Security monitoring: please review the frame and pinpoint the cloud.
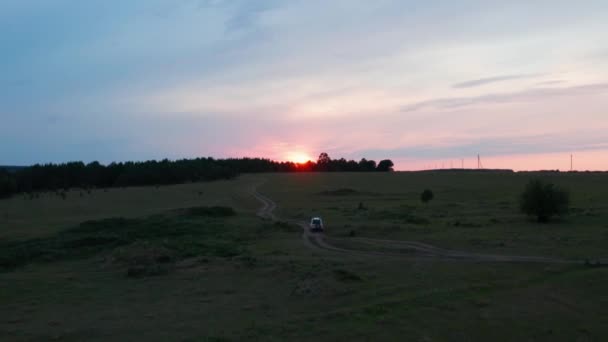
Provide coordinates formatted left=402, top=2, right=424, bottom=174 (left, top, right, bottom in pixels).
left=224, top=1, right=281, bottom=32
left=354, top=132, right=608, bottom=161
left=536, top=80, right=566, bottom=86
left=194, top=0, right=282, bottom=32
left=402, top=82, right=608, bottom=112
left=452, top=74, right=541, bottom=88
left=1, top=1, right=608, bottom=169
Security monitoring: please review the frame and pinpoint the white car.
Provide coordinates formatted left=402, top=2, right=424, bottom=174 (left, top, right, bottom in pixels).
left=309, top=217, right=324, bottom=232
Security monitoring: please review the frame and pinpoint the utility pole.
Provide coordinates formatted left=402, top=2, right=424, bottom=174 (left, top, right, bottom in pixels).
left=570, top=154, right=573, bottom=171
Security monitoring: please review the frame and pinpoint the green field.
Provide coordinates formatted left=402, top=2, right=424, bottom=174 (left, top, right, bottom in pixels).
left=259, top=172, right=608, bottom=259
left=1, top=172, right=608, bottom=341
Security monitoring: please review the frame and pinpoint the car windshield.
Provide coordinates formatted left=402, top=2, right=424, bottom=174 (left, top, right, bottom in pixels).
left=312, top=219, right=321, bottom=224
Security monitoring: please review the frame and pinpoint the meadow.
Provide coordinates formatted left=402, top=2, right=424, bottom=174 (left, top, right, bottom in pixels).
left=1, top=172, right=607, bottom=341
left=260, top=171, right=608, bottom=259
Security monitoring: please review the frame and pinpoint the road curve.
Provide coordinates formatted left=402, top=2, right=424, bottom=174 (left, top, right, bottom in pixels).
left=253, top=186, right=579, bottom=264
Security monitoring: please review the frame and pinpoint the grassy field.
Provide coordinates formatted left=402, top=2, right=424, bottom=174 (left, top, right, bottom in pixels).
left=1, top=172, right=608, bottom=341
left=0, top=177, right=260, bottom=240
left=260, top=172, right=608, bottom=259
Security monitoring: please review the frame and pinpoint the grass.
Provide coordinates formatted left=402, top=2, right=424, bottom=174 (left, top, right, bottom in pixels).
left=0, top=206, right=246, bottom=271
left=260, top=172, right=608, bottom=259
left=0, top=176, right=259, bottom=240
left=1, top=172, right=608, bottom=341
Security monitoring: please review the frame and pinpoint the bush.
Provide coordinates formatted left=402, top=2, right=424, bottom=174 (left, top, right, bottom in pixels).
left=111, top=242, right=174, bottom=278
left=0, top=170, right=18, bottom=198
left=376, top=159, right=394, bottom=172
left=183, top=206, right=236, bottom=217
left=272, top=221, right=296, bottom=232
left=320, top=188, right=359, bottom=196
left=420, top=189, right=434, bottom=203
left=0, top=207, right=247, bottom=271
left=333, top=269, right=363, bottom=282
left=520, top=179, right=570, bottom=222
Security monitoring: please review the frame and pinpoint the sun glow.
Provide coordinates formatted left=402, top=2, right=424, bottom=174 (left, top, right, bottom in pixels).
left=286, top=152, right=312, bottom=164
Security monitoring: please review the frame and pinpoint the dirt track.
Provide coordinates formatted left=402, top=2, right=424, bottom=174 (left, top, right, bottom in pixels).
left=254, top=187, right=580, bottom=264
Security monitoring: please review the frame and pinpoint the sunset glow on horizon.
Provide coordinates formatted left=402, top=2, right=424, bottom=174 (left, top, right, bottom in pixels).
left=1, top=1, right=607, bottom=170
left=392, top=149, right=608, bottom=172
left=285, top=152, right=313, bottom=165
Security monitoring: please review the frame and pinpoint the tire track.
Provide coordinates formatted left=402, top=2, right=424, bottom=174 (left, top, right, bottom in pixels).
left=254, top=188, right=354, bottom=254
left=253, top=186, right=578, bottom=264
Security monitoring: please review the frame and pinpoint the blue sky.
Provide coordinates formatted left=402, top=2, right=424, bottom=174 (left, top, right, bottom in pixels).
left=1, top=0, right=607, bottom=169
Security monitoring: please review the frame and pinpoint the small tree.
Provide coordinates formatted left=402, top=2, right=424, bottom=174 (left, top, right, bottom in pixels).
left=520, top=179, right=569, bottom=222
left=420, top=189, right=434, bottom=204
left=358, top=158, right=377, bottom=171
left=317, top=153, right=331, bottom=171
left=376, top=159, right=394, bottom=172
left=0, top=172, right=18, bottom=198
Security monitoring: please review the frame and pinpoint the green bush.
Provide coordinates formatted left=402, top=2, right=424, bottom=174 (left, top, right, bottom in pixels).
left=183, top=206, right=236, bottom=217
left=333, top=269, right=363, bottom=282
left=0, top=170, right=18, bottom=198
left=320, top=188, right=359, bottom=196
left=0, top=206, right=244, bottom=271
left=520, top=179, right=570, bottom=222
left=420, top=189, right=434, bottom=203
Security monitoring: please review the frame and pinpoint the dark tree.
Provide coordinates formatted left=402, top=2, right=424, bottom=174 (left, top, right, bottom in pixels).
left=316, top=153, right=331, bottom=171
left=520, top=179, right=569, bottom=222
left=376, top=159, right=394, bottom=172
left=317, top=153, right=331, bottom=164
left=0, top=170, right=18, bottom=198
left=358, top=158, right=377, bottom=171
left=420, top=189, right=434, bottom=203
left=0, top=153, right=394, bottom=198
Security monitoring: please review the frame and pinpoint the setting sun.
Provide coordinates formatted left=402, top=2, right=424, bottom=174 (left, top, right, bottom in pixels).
left=286, top=152, right=312, bottom=164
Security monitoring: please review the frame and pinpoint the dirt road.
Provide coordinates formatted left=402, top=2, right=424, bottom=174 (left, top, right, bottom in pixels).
left=253, top=187, right=581, bottom=264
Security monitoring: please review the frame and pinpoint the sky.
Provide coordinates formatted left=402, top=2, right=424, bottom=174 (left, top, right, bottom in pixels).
left=1, top=0, right=607, bottom=170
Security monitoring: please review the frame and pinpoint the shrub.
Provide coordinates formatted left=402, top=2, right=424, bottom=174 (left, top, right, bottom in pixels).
left=420, top=189, right=434, bottom=203
left=333, top=269, right=363, bottom=282
left=183, top=206, right=236, bottom=217
left=520, top=179, right=570, bottom=222
left=0, top=170, right=18, bottom=198
left=376, top=159, right=394, bottom=172
left=272, top=221, right=296, bottom=232
left=111, top=242, right=174, bottom=278
left=320, top=188, right=359, bottom=196
left=127, top=264, right=170, bottom=278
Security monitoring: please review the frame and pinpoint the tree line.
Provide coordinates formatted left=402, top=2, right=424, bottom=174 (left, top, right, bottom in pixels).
left=0, top=154, right=394, bottom=198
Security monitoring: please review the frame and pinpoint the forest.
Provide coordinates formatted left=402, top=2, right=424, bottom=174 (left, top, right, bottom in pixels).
left=0, top=154, right=394, bottom=198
